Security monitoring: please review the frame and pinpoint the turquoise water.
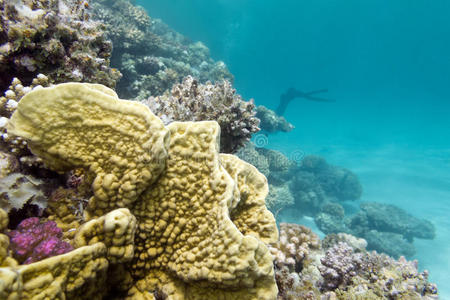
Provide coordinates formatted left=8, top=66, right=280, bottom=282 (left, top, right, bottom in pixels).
left=138, top=0, right=450, bottom=297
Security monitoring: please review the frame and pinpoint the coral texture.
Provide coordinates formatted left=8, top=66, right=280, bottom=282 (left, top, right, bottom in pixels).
left=0, top=208, right=136, bottom=299
left=90, top=0, right=233, bottom=99
left=270, top=223, right=320, bottom=270
left=0, top=0, right=120, bottom=94
left=270, top=223, right=438, bottom=300
left=7, top=82, right=169, bottom=219
left=7, top=218, right=73, bottom=264
left=144, top=76, right=260, bottom=153
left=2, top=82, right=278, bottom=299
left=236, top=142, right=270, bottom=177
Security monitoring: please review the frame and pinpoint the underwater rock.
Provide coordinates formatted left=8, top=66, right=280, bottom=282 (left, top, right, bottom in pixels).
left=0, top=0, right=120, bottom=94
left=144, top=76, right=260, bottom=153
left=90, top=0, right=233, bottom=99
left=256, top=105, right=294, bottom=133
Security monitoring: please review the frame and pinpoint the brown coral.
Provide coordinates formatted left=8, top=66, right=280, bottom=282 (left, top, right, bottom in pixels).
left=144, top=76, right=260, bottom=153
left=0, top=0, right=120, bottom=94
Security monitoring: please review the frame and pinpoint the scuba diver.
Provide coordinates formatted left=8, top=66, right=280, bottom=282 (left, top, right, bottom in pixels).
left=275, top=87, right=334, bottom=116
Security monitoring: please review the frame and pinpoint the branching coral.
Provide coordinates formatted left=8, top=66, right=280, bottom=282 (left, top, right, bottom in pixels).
left=1, top=82, right=278, bottom=299
left=271, top=224, right=438, bottom=300
left=144, top=75, right=260, bottom=153
left=270, top=223, right=320, bottom=271
left=0, top=0, right=120, bottom=94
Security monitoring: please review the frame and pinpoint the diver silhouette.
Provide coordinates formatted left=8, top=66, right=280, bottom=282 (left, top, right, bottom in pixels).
left=275, top=88, right=334, bottom=116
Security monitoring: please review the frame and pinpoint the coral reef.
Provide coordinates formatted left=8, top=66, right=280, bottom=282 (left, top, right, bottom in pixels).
left=315, top=201, right=436, bottom=259
left=290, top=155, right=362, bottom=215
left=90, top=0, right=233, bottom=99
left=7, top=218, right=73, bottom=264
left=238, top=147, right=362, bottom=216
left=298, top=155, right=362, bottom=203
left=266, top=183, right=295, bottom=213
left=0, top=0, right=120, bottom=94
left=256, top=105, right=294, bottom=133
left=358, top=202, right=436, bottom=241
left=270, top=223, right=320, bottom=271
left=1, top=82, right=278, bottom=299
left=271, top=223, right=438, bottom=300
left=144, top=76, right=260, bottom=153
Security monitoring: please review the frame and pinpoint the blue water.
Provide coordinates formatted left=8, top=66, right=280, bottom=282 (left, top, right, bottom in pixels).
left=138, top=0, right=450, bottom=297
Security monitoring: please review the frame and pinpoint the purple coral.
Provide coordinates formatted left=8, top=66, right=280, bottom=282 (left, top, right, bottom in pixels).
left=319, top=242, right=363, bottom=291
left=7, top=217, right=73, bottom=264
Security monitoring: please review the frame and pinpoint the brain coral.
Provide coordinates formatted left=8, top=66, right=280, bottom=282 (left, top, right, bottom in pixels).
left=2, top=82, right=278, bottom=299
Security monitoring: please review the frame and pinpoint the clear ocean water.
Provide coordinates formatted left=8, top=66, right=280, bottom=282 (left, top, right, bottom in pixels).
left=138, top=0, right=450, bottom=297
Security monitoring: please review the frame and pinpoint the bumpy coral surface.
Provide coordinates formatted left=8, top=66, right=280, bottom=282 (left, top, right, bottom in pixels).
left=7, top=218, right=73, bottom=264
left=91, top=0, right=233, bottom=99
left=0, top=208, right=135, bottom=299
left=0, top=0, right=120, bottom=94
left=2, top=82, right=278, bottom=299
left=144, top=75, right=260, bottom=153
left=7, top=82, right=169, bottom=219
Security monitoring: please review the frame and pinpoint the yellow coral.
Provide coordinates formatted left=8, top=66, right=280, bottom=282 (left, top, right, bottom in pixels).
left=7, top=83, right=169, bottom=219
left=74, top=208, right=137, bottom=263
left=0, top=208, right=16, bottom=268
left=0, top=208, right=7, bottom=231
left=2, top=243, right=109, bottom=299
left=220, top=154, right=278, bottom=244
left=131, top=122, right=277, bottom=299
left=5, top=83, right=278, bottom=299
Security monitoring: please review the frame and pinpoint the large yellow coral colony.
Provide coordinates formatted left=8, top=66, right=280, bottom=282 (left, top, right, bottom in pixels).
left=0, top=83, right=278, bottom=299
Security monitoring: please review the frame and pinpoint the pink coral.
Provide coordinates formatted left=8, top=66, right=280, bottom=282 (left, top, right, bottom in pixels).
left=7, top=217, right=73, bottom=264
